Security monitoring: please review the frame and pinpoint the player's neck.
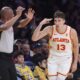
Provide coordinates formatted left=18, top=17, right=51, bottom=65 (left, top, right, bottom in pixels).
left=56, top=24, right=65, bottom=28
left=56, top=24, right=67, bottom=34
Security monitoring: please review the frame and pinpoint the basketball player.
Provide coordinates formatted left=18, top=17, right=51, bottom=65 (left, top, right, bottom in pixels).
left=32, top=11, right=79, bottom=80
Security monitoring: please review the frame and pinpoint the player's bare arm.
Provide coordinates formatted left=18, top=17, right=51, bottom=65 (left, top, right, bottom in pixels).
left=0, top=6, right=24, bottom=31
left=32, top=18, right=52, bottom=41
left=17, top=8, right=35, bottom=28
left=70, top=28, right=79, bottom=73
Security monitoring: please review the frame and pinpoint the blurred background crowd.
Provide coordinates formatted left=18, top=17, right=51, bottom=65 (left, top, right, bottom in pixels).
left=0, top=0, right=80, bottom=80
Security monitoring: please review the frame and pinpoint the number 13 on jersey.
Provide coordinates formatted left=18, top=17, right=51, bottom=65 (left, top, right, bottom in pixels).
left=57, top=44, right=65, bottom=50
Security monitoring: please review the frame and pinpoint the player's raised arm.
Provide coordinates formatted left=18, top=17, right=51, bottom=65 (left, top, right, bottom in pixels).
left=71, top=28, right=79, bottom=73
left=32, top=18, right=52, bottom=41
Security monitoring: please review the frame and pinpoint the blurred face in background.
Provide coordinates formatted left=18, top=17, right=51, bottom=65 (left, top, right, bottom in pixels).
left=32, top=43, right=42, bottom=54
left=22, top=44, right=30, bottom=54
left=39, top=59, right=47, bottom=69
left=42, top=43, right=49, bottom=53
left=33, top=47, right=42, bottom=54
left=16, top=55, right=24, bottom=64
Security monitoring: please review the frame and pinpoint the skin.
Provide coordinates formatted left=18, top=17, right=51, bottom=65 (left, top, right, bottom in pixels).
left=0, top=6, right=24, bottom=31
left=0, top=6, right=34, bottom=31
left=32, top=17, right=79, bottom=73
left=16, top=55, right=24, bottom=65
left=39, top=59, right=47, bottom=69
left=22, top=44, right=30, bottom=53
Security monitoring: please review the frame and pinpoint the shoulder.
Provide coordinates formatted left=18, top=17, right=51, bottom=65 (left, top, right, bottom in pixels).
left=47, top=25, right=54, bottom=36
left=66, top=25, right=76, bottom=32
left=34, top=66, right=40, bottom=72
left=70, top=27, right=78, bottom=41
left=70, top=27, right=77, bottom=35
left=25, top=65, right=31, bottom=70
left=66, top=25, right=77, bottom=35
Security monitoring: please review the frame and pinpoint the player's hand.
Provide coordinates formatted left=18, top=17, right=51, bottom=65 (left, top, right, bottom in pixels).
left=67, top=73, right=73, bottom=79
left=71, top=62, right=77, bottom=73
left=16, top=6, right=25, bottom=16
left=40, top=18, right=52, bottom=25
left=25, top=8, right=35, bottom=20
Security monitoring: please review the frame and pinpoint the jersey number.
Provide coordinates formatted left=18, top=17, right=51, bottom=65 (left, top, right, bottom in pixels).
left=57, top=44, right=65, bottom=50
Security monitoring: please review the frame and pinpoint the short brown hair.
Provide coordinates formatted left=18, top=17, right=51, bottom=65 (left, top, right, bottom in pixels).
left=54, top=10, right=65, bottom=19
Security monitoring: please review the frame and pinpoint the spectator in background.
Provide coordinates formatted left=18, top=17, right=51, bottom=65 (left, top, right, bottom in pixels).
left=22, top=43, right=35, bottom=62
left=32, top=53, right=48, bottom=80
left=41, top=43, right=49, bottom=59
left=40, top=38, right=48, bottom=43
left=14, top=39, right=29, bottom=51
left=32, top=42, right=42, bottom=54
left=14, top=39, right=23, bottom=51
left=14, top=7, right=35, bottom=39
left=13, top=50, right=34, bottom=80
